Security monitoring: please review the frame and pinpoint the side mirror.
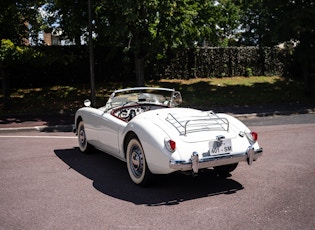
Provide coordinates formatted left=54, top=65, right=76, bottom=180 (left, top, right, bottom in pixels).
left=84, top=99, right=91, bottom=107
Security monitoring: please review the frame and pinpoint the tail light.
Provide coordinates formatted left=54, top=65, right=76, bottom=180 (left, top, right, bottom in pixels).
left=251, top=132, right=258, bottom=141
left=165, top=138, right=176, bottom=152
left=244, top=131, right=258, bottom=144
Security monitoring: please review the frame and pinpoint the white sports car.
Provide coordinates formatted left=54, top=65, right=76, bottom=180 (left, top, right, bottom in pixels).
left=74, top=87, right=263, bottom=186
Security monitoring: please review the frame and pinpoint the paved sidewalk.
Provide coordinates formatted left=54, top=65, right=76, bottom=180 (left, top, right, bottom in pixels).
left=0, top=102, right=314, bottom=133
left=0, top=113, right=75, bottom=132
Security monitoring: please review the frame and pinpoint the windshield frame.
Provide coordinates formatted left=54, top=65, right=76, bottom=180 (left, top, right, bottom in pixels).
left=103, top=87, right=181, bottom=112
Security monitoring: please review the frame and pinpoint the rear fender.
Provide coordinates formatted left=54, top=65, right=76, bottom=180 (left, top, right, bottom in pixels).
left=123, top=119, right=175, bottom=174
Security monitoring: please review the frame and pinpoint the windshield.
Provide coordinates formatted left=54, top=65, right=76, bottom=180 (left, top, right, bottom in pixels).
left=103, top=87, right=182, bottom=111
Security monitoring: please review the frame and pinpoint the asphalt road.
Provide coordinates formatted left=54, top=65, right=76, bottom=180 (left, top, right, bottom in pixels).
left=0, top=114, right=314, bottom=230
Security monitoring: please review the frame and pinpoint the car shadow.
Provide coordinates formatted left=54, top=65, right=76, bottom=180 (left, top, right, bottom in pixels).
left=54, top=148, right=244, bottom=206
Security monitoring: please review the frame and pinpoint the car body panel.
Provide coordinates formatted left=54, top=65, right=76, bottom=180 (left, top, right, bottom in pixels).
left=74, top=87, right=262, bottom=177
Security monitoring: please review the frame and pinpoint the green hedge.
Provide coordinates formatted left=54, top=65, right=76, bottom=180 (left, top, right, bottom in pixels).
left=4, top=45, right=291, bottom=88
left=5, top=46, right=131, bottom=88
left=152, top=46, right=288, bottom=79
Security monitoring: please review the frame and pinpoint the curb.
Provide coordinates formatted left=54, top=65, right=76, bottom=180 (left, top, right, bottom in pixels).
left=0, top=125, right=74, bottom=133
left=236, top=110, right=315, bottom=120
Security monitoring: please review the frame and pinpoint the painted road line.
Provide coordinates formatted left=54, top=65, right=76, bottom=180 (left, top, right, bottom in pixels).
left=0, top=135, right=76, bottom=139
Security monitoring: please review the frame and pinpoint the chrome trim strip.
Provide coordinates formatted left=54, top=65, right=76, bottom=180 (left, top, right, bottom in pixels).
left=169, top=148, right=263, bottom=171
left=114, top=87, right=175, bottom=94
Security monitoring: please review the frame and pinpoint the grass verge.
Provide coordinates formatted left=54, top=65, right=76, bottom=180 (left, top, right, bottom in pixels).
left=0, top=76, right=312, bottom=115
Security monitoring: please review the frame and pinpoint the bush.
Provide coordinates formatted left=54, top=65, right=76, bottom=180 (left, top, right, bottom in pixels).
left=150, top=46, right=287, bottom=79
left=2, top=45, right=291, bottom=88
left=245, top=67, right=253, bottom=77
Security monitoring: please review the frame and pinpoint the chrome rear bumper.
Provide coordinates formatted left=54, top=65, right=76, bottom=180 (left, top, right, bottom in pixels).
left=169, top=147, right=263, bottom=173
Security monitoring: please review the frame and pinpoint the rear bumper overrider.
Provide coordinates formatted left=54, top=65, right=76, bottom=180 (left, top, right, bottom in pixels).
left=169, top=147, right=263, bottom=173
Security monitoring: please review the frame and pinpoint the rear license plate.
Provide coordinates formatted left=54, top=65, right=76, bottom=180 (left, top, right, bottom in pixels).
left=209, top=139, right=232, bottom=155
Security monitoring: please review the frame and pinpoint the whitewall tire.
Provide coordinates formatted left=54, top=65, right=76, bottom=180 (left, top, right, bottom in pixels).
left=126, top=137, right=153, bottom=186
left=78, top=121, right=92, bottom=153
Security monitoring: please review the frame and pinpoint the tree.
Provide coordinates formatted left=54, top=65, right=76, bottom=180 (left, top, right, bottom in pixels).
left=237, top=0, right=314, bottom=96
left=0, top=1, right=46, bottom=110
left=0, top=0, right=49, bottom=44
left=213, top=0, right=242, bottom=47
left=93, top=0, right=241, bottom=85
left=268, top=0, right=314, bottom=97
left=236, top=0, right=270, bottom=46
left=0, top=39, right=41, bottom=109
left=53, top=0, right=88, bottom=45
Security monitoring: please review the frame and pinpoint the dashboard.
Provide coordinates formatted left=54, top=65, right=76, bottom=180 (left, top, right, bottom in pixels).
left=112, top=104, right=165, bottom=122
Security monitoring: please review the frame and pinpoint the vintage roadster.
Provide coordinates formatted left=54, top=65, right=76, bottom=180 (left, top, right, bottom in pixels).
left=74, top=87, right=263, bottom=186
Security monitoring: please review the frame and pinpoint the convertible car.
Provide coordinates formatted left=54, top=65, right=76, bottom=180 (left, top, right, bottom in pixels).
left=74, top=87, right=263, bottom=186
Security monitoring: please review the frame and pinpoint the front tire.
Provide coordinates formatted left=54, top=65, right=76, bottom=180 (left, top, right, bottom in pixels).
left=77, top=121, right=92, bottom=153
left=126, top=137, right=153, bottom=186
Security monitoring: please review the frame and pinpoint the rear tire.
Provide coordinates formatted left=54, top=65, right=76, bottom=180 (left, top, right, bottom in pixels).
left=214, top=163, right=238, bottom=177
left=77, top=121, right=92, bottom=153
left=126, top=137, right=153, bottom=186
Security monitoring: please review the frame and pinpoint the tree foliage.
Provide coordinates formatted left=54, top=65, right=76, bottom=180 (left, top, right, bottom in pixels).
left=0, top=0, right=47, bottom=108
left=237, top=0, right=314, bottom=96
left=84, top=0, right=241, bottom=84
left=53, top=0, right=88, bottom=45
left=237, top=0, right=315, bottom=47
left=0, top=0, right=314, bottom=91
left=0, top=38, right=42, bottom=109
left=93, top=0, right=241, bottom=53
left=0, top=0, right=50, bottom=45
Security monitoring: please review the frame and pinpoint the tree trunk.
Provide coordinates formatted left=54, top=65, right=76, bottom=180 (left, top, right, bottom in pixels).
left=0, top=61, right=10, bottom=110
left=298, top=34, right=314, bottom=98
left=75, top=35, right=81, bottom=46
left=135, top=55, right=145, bottom=86
left=303, top=58, right=311, bottom=97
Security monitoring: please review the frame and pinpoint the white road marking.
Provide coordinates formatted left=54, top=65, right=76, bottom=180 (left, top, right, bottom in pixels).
left=0, top=135, right=76, bottom=139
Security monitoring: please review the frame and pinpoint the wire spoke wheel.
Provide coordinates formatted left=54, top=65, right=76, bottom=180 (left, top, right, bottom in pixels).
left=130, top=144, right=144, bottom=177
left=126, top=137, right=153, bottom=186
left=77, top=121, right=92, bottom=153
